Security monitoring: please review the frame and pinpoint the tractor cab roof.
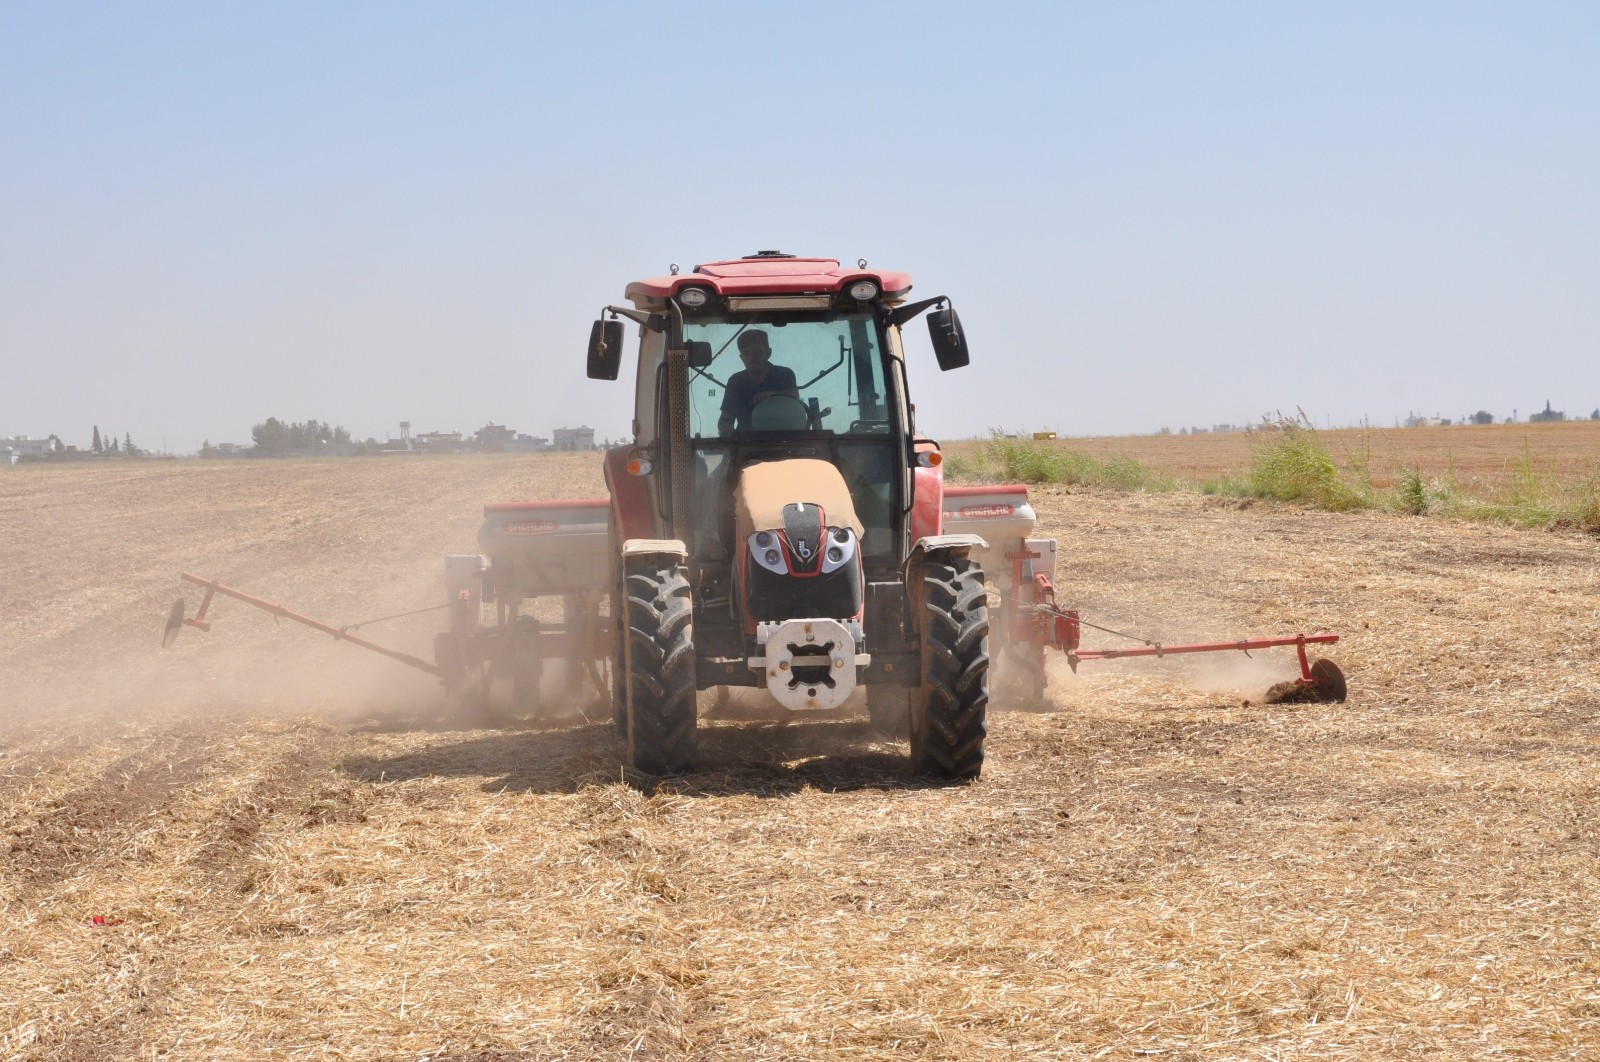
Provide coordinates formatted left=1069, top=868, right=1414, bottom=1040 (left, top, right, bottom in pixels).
left=624, top=251, right=913, bottom=309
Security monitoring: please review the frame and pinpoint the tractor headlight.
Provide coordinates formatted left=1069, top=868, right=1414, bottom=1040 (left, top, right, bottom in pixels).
left=819, top=527, right=857, bottom=573
left=847, top=279, right=879, bottom=301
left=677, top=286, right=710, bottom=309
left=750, top=531, right=789, bottom=575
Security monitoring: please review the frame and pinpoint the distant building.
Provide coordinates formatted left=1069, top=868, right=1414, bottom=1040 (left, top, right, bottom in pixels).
left=380, top=422, right=415, bottom=452
left=2, top=435, right=62, bottom=463
left=414, top=431, right=465, bottom=451
left=505, top=433, right=550, bottom=452
left=475, top=423, right=518, bottom=452
left=1529, top=400, right=1565, bottom=423
left=552, top=425, right=596, bottom=451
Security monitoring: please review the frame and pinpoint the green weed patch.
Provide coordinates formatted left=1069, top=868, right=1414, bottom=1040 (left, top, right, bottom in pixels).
left=950, top=423, right=1600, bottom=536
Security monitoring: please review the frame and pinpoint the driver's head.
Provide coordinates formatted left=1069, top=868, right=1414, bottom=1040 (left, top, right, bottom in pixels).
left=737, top=330, right=772, bottom=371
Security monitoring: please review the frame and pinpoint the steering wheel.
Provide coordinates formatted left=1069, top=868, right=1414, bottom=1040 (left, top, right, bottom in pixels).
left=749, top=394, right=813, bottom=431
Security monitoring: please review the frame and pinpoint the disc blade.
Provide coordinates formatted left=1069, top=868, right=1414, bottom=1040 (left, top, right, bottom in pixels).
left=161, top=598, right=186, bottom=649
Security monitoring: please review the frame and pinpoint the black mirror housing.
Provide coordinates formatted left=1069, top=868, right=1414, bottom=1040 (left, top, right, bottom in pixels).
left=587, top=319, right=625, bottom=380
left=928, top=306, right=969, bottom=371
left=686, top=340, right=713, bottom=368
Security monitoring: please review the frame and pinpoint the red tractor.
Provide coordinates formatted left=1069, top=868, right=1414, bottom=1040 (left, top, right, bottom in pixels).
left=586, top=251, right=993, bottom=778
left=168, top=252, right=1344, bottom=780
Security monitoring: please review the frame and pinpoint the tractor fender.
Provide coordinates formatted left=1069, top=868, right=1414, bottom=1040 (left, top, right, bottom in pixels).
left=909, top=460, right=944, bottom=541
left=604, top=445, right=657, bottom=541
left=906, top=533, right=987, bottom=573
left=622, top=538, right=688, bottom=560
left=903, top=534, right=987, bottom=637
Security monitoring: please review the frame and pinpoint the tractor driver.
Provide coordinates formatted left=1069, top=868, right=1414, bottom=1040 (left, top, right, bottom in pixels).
left=718, top=329, right=801, bottom=435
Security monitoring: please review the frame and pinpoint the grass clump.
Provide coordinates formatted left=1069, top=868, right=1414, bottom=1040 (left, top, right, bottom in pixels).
left=1245, top=420, right=1369, bottom=511
left=951, top=433, right=1174, bottom=491
left=1436, top=449, right=1600, bottom=531
left=1563, top=475, right=1600, bottom=533
left=1393, top=467, right=1429, bottom=515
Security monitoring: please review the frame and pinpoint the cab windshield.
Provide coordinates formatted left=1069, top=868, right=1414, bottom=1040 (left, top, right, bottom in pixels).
left=685, top=312, right=891, bottom=439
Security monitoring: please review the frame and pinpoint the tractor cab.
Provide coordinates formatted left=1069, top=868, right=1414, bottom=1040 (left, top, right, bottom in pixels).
left=590, top=253, right=965, bottom=565
left=682, top=308, right=900, bottom=570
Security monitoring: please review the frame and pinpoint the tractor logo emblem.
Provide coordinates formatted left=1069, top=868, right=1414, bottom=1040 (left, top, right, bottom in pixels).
left=945, top=503, right=1014, bottom=519
left=795, top=539, right=812, bottom=561
left=502, top=520, right=560, bottom=535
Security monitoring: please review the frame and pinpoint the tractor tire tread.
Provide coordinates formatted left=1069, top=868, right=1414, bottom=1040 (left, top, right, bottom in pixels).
left=624, top=559, right=698, bottom=774
left=910, top=556, right=990, bottom=780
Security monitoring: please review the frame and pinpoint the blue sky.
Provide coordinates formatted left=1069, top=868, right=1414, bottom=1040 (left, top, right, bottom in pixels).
left=3, top=2, right=1597, bottom=450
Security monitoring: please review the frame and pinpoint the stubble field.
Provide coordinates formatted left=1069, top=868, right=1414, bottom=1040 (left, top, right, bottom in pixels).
left=2, top=447, right=1598, bottom=1060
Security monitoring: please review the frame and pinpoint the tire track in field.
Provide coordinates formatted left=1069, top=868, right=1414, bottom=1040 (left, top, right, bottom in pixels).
left=0, top=730, right=106, bottom=800
left=181, top=724, right=362, bottom=895
left=4, top=723, right=221, bottom=891
left=5, top=722, right=362, bottom=1061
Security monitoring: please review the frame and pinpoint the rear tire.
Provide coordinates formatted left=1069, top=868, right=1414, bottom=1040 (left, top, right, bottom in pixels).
left=623, top=556, right=698, bottom=774
left=909, top=556, right=990, bottom=780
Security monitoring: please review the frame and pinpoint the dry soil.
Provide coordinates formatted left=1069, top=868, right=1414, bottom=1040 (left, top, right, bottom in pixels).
left=2, top=453, right=1598, bottom=1060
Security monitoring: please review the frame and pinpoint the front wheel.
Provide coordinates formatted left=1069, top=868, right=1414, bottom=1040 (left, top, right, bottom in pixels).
left=623, top=555, right=698, bottom=774
left=909, top=556, right=990, bottom=780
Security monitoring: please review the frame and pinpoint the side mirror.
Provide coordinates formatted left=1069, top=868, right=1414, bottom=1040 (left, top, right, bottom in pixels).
left=686, top=340, right=713, bottom=369
left=587, top=319, right=624, bottom=380
left=927, top=306, right=969, bottom=371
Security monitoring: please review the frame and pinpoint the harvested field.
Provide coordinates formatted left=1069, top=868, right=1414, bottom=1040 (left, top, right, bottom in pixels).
left=948, top=419, right=1600, bottom=497
left=3, top=453, right=1599, bottom=1059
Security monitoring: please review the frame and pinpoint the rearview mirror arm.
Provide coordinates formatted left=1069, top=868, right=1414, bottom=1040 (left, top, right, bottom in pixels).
left=888, top=296, right=947, bottom=327
left=603, top=305, right=667, bottom=332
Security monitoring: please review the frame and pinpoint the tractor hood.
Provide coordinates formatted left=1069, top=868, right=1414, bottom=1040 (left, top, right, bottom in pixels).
left=734, top=458, right=864, bottom=544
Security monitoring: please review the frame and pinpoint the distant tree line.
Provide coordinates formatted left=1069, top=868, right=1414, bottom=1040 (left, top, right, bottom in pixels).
left=89, top=424, right=142, bottom=457
left=246, top=418, right=353, bottom=456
